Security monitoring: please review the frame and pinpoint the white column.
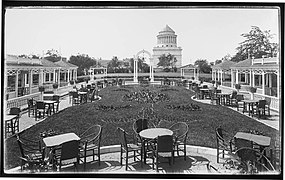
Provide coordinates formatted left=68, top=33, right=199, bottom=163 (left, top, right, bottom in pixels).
left=194, top=69, right=196, bottom=80
left=236, top=70, right=239, bottom=84
left=249, top=70, right=252, bottom=86
left=29, top=70, right=33, bottom=94
left=212, top=70, right=214, bottom=80
left=58, top=69, right=61, bottom=84
left=53, top=69, right=56, bottom=83
left=277, top=71, right=279, bottom=98
left=214, top=70, right=217, bottom=81
left=262, top=71, right=265, bottom=95
left=231, top=69, right=234, bottom=88
left=67, top=70, right=70, bottom=83
left=15, top=71, right=19, bottom=97
left=220, top=70, right=223, bottom=85
left=252, top=71, right=255, bottom=87
left=245, top=73, right=248, bottom=84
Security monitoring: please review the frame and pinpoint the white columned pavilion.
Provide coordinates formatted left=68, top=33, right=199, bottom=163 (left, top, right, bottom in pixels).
left=133, top=59, right=138, bottom=83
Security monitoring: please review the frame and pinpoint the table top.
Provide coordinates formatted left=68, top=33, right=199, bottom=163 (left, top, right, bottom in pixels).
left=5, top=115, right=18, bottom=121
left=43, top=100, right=56, bottom=104
left=241, top=99, right=259, bottom=103
left=43, top=94, right=59, bottom=97
left=217, top=93, right=231, bottom=95
left=78, top=91, right=87, bottom=94
left=43, top=133, right=80, bottom=148
left=139, top=128, right=173, bottom=139
left=235, top=132, right=271, bottom=147
left=200, top=88, right=209, bottom=91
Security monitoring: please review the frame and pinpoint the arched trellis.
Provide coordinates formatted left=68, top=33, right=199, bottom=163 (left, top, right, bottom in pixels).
left=134, top=49, right=154, bottom=82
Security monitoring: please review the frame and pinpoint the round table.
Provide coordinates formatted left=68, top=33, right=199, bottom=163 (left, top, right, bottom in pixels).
left=139, top=128, right=173, bottom=139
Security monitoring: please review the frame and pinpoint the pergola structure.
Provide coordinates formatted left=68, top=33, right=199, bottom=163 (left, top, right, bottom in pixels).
left=5, top=55, right=78, bottom=99
left=89, top=66, right=108, bottom=80
left=211, top=57, right=279, bottom=111
left=180, top=64, right=198, bottom=80
left=212, top=60, right=236, bottom=87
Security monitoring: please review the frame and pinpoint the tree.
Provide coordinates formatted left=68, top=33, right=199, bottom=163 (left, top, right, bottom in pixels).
left=45, top=49, right=62, bottom=62
left=231, top=26, right=278, bottom=62
left=157, top=53, right=177, bottom=71
left=129, top=57, right=150, bottom=73
left=107, top=56, right=121, bottom=73
left=194, top=59, right=211, bottom=73
left=69, top=54, right=97, bottom=76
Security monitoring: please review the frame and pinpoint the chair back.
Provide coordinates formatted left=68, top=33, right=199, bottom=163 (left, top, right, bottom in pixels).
left=53, top=95, right=60, bottom=103
left=72, top=92, right=79, bottom=98
left=134, top=119, right=148, bottom=133
left=231, top=91, right=238, bottom=99
left=87, top=84, right=91, bottom=89
left=44, top=91, right=54, bottom=94
left=157, top=135, right=173, bottom=154
left=258, top=100, right=266, bottom=108
left=202, top=85, right=208, bottom=89
left=60, top=140, right=79, bottom=165
left=36, top=101, right=45, bottom=110
left=27, top=99, right=35, bottom=107
left=9, top=107, right=21, bottom=116
left=16, top=136, right=26, bottom=158
left=265, top=97, right=271, bottom=106
left=169, top=122, right=188, bottom=142
left=216, top=89, right=222, bottom=93
left=80, top=125, right=102, bottom=146
left=117, top=127, right=128, bottom=149
left=157, top=120, right=172, bottom=128
left=215, top=127, right=224, bottom=140
left=236, top=94, right=244, bottom=101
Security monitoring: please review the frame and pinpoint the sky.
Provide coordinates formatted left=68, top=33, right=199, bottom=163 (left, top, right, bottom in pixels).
left=4, top=7, right=280, bottom=65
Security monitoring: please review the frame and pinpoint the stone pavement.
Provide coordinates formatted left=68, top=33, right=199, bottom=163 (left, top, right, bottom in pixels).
left=191, top=86, right=280, bottom=131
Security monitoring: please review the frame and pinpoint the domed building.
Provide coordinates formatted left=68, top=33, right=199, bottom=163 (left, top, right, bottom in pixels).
left=152, top=25, right=182, bottom=68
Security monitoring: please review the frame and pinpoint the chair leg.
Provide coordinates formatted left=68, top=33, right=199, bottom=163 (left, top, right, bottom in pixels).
left=126, top=151, right=128, bottom=171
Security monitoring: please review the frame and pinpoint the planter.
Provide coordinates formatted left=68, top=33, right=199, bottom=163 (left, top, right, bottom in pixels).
left=235, top=84, right=241, bottom=92
left=70, top=80, right=75, bottom=85
left=249, top=86, right=257, bottom=100
left=39, top=86, right=45, bottom=100
left=53, top=83, right=59, bottom=94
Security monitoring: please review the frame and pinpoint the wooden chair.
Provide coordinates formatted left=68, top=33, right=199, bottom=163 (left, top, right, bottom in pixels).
left=151, top=135, right=174, bottom=172
left=35, top=101, right=46, bottom=121
left=54, top=140, right=80, bottom=171
left=231, top=94, right=244, bottom=111
left=209, top=89, right=220, bottom=105
left=253, top=100, right=267, bottom=118
left=52, top=95, right=60, bottom=113
left=9, top=107, right=21, bottom=134
left=71, top=92, right=80, bottom=106
left=16, top=134, right=44, bottom=172
left=264, top=97, right=271, bottom=116
left=169, top=122, right=188, bottom=160
left=215, top=127, right=234, bottom=163
left=118, top=127, right=143, bottom=171
left=79, top=125, right=102, bottom=171
left=27, top=98, right=36, bottom=117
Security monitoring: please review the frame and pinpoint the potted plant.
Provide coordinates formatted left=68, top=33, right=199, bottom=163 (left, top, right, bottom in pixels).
left=39, top=86, right=45, bottom=100
left=216, top=81, right=221, bottom=89
left=235, top=83, right=241, bottom=92
left=70, top=80, right=75, bottom=85
left=249, top=86, right=257, bottom=100
left=53, top=83, right=59, bottom=94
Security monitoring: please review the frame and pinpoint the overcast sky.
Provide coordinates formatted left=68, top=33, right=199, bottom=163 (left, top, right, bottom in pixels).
left=5, top=7, right=279, bottom=65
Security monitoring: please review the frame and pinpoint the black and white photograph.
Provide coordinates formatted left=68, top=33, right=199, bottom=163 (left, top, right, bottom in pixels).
left=1, top=1, right=283, bottom=178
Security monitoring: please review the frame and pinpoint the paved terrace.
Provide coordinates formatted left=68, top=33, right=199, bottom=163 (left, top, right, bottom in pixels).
left=4, top=82, right=280, bottom=174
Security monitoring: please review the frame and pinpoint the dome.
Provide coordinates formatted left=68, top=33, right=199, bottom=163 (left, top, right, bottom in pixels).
left=159, top=25, right=175, bottom=34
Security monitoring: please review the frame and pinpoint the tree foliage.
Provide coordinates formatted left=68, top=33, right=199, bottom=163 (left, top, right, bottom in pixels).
left=231, top=26, right=278, bottom=62
left=194, top=59, right=211, bottom=73
left=129, top=57, right=150, bottom=73
left=45, top=49, right=62, bottom=62
left=157, top=53, right=177, bottom=71
left=69, top=54, right=97, bottom=76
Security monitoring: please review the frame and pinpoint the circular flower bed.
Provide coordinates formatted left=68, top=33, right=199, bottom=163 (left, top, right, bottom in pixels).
left=123, top=89, right=169, bottom=103
left=165, top=103, right=201, bottom=111
left=95, top=104, right=132, bottom=111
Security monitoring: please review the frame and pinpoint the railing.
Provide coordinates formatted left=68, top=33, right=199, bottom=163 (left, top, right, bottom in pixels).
left=252, top=58, right=278, bottom=65
left=6, top=92, right=41, bottom=110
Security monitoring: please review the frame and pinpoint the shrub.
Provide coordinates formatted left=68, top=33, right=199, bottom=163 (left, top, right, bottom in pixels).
left=235, top=83, right=241, bottom=90
left=39, top=86, right=45, bottom=92
left=249, top=86, right=257, bottom=93
left=70, top=80, right=75, bottom=85
left=52, top=83, right=59, bottom=89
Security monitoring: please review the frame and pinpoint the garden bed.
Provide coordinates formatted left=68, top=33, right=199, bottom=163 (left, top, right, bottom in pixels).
left=4, top=85, right=279, bottom=169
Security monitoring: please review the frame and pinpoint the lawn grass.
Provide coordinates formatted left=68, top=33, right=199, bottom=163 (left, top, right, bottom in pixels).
left=4, top=85, right=279, bottom=169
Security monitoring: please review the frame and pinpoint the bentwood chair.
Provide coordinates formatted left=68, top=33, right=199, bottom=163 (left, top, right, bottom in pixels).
left=118, top=127, right=143, bottom=171
left=253, top=100, right=267, bottom=118
left=215, top=127, right=234, bottom=163
left=157, top=120, right=173, bottom=128
left=8, top=107, right=21, bottom=135
left=52, top=95, right=60, bottom=113
left=231, top=94, right=245, bottom=111
left=151, top=135, right=174, bottom=172
left=79, top=125, right=102, bottom=171
left=35, top=101, right=46, bottom=121
left=71, top=92, right=80, bottom=106
left=169, top=122, right=188, bottom=160
left=27, top=98, right=36, bottom=117
left=16, top=134, right=45, bottom=172
left=53, top=140, right=80, bottom=172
